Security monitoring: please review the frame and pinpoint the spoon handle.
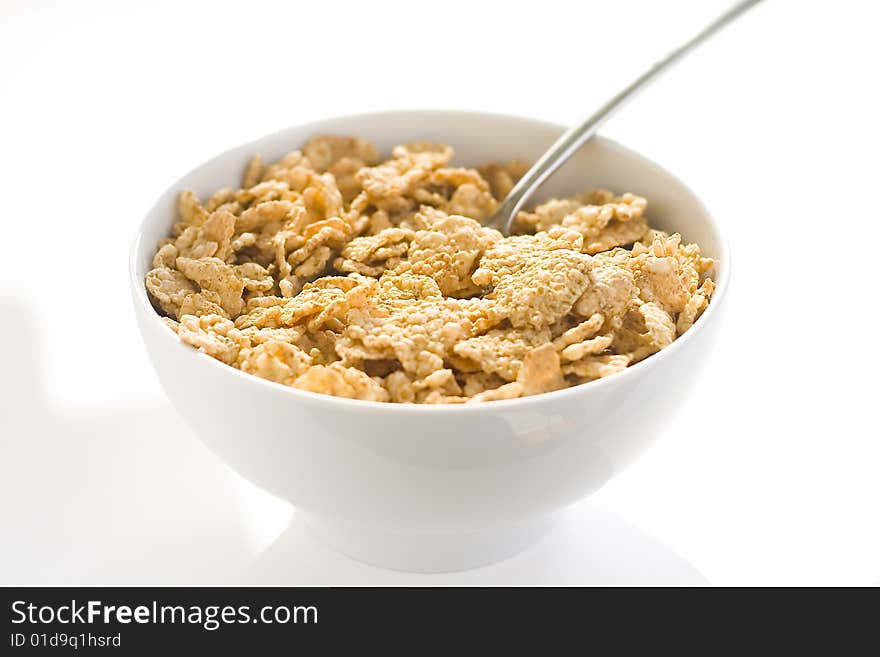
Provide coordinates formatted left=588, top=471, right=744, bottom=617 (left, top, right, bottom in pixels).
left=491, top=0, right=763, bottom=235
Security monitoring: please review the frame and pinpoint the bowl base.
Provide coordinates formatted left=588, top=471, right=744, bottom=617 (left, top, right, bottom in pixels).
left=301, top=512, right=560, bottom=574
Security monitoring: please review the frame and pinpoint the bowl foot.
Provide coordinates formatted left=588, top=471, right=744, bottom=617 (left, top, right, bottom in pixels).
left=300, top=513, right=560, bottom=574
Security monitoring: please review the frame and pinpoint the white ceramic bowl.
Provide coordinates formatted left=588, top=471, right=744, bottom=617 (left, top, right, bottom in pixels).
left=130, top=111, right=729, bottom=572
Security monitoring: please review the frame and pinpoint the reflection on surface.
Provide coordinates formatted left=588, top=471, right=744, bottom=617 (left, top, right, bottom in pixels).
left=0, top=295, right=705, bottom=585
left=246, top=505, right=707, bottom=585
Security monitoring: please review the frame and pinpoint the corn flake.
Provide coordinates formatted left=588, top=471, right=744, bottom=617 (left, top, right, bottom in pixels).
left=146, top=136, right=716, bottom=402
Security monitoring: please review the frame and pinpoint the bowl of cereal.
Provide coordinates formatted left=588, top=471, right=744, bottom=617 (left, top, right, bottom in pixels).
left=130, top=110, right=728, bottom=572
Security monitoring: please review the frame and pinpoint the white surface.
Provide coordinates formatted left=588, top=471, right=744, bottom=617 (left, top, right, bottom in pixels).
left=131, top=111, right=728, bottom=573
left=1, top=0, right=878, bottom=585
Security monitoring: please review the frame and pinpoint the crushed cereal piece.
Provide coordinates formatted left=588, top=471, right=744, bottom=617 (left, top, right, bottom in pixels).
left=293, top=363, right=389, bottom=402
left=179, top=290, right=228, bottom=318
left=472, top=229, right=592, bottom=329
left=303, top=135, right=379, bottom=203
left=453, top=327, right=550, bottom=381
left=553, top=313, right=604, bottom=349
left=145, top=267, right=197, bottom=319
left=517, top=343, right=565, bottom=396
left=460, top=371, right=508, bottom=397
left=516, top=190, right=648, bottom=254
left=177, top=314, right=244, bottom=364
left=176, top=256, right=245, bottom=317
left=614, top=301, right=677, bottom=363
left=677, top=278, right=715, bottom=335
left=175, top=190, right=209, bottom=234
left=303, top=135, right=379, bottom=172
left=238, top=340, right=312, bottom=385
left=335, top=227, right=413, bottom=276
left=477, top=160, right=530, bottom=201
left=563, top=354, right=631, bottom=380
left=243, top=155, right=264, bottom=189
left=395, top=214, right=501, bottom=296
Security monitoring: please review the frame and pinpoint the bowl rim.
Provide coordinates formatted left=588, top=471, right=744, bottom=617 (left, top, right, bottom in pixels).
left=130, top=108, right=730, bottom=414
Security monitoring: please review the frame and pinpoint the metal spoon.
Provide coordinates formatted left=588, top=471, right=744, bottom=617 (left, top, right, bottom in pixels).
left=487, top=0, right=763, bottom=236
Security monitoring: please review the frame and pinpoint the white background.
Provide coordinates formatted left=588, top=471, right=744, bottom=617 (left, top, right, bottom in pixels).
left=1, top=0, right=877, bottom=585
